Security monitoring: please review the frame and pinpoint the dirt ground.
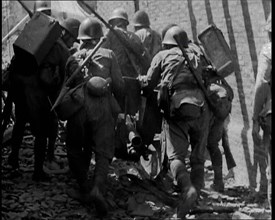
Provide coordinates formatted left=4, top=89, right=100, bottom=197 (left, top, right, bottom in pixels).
left=1, top=125, right=272, bottom=220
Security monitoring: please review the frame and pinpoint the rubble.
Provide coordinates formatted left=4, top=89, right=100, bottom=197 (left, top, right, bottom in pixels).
left=1, top=131, right=271, bottom=220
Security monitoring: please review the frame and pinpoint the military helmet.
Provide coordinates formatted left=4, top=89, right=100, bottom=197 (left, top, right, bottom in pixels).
left=34, top=0, right=51, bottom=13
left=78, top=18, right=103, bottom=40
left=108, top=8, right=129, bottom=25
left=133, top=10, right=150, bottom=27
left=60, top=18, right=81, bottom=39
left=162, top=26, right=189, bottom=48
left=265, top=13, right=271, bottom=32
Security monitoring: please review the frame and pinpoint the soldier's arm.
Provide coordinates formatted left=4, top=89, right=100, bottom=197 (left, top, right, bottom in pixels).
left=144, top=53, right=163, bottom=94
left=252, top=44, right=271, bottom=121
left=109, top=51, right=125, bottom=100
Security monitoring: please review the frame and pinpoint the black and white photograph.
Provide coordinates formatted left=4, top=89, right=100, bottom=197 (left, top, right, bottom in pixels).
left=1, top=0, right=272, bottom=219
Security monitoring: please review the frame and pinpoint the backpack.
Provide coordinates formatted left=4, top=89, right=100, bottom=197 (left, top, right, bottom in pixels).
left=206, top=78, right=234, bottom=120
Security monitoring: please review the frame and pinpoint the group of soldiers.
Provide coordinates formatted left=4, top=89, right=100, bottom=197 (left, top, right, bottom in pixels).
left=2, top=0, right=271, bottom=219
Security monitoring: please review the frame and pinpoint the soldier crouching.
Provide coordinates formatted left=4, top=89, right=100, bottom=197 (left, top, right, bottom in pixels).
left=64, top=18, right=124, bottom=217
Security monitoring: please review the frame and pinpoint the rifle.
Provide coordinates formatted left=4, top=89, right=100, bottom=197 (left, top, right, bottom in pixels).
left=51, top=36, right=106, bottom=111
left=17, top=0, right=33, bottom=18
left=80, top=1, right=150, bottom=75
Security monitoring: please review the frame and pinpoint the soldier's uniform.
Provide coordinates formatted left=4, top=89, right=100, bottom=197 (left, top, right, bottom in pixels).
left=7, top=4, right=73, bottom=181
left=144, top=26, right=211, bottom=219
left=133, top=10, right=162, bottom=60
left=65, top=18, right=124, bottom=217
left=8, top=38, right=70, bottom=180
left=133, top=10, right=163, bottom=149
left=252, top=13, right=271, bottom=208
left=102, top=8, right=150, bottom=115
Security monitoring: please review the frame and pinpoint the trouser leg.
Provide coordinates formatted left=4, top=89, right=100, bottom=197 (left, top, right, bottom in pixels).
left=90, top=153, right=110, bottom=216
left=8, top=91, right=28, bottom=169
left=47, top=115, right=58, bottom=161
left=33, top=135, right=47, bottom=173
left=66, top=112, right=88, bottom=187
left=170, top=159, right=198, bottom=220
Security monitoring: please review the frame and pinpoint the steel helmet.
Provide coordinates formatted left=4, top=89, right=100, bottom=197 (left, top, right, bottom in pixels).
left=34, top=0, right=51, bottom=13
left=265, top=13, right=271, bottom=32
left=108, top=8, right=129, bottom=25
left=162, top=26, right=189, bottom=48
left=60, top=18, right=81, bottom=39
left=133, top=10, right=150, bottom=27
left=78, top=18, right=103, bottom=40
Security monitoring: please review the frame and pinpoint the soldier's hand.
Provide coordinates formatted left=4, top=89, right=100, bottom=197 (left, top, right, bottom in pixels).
left=252, top=120, right=262, bottom=146
left=138, top=75, right=148, bottom=88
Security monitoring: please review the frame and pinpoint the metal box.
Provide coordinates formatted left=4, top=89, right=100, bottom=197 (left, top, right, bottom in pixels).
left=13, top=12, right=62, bottom=66
left=198, top=24, right=234, bottom=77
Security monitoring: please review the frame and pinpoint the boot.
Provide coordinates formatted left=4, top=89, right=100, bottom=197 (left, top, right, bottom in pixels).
left=90, top=154, right=109, bottom=217
left=32, top=137, right=50, bottom=182
left=211, top=165, right=224, bottom=192
left=190, top=165, right=205, bottom=195
left=169, top=159, right=198, bottom=219
left=176, top=173, right=198, bottom=219
left=67, top=181, right=92, bottom=204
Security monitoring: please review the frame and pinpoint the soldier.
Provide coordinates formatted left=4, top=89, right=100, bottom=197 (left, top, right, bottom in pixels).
left=102, top=8, right=150, bottom=160
left=60, top=18, right=81, bottom=54
left=7, top=6, right=73, bottom=181
left=65, top=18, right=124, bottom=217
left=132, top=10, right=163, bottom=167
left=103, top=8, right=150, bottom=112
left=141, top=26, right=211, bottom=219
left=132, top=10, right=162, bottom=60
left=252, top=13, right=272, bottom=209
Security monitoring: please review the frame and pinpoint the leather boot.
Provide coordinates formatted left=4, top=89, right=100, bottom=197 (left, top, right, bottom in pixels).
left=90, top=154, right=109, bottom=217
left=32, top=137, right=50, bottom=182
left=190, top=164, right=205, bottom=195
left=177, top=173, right=198, bottom=220
left=169, top=159, right=198, bottom=219
left=211, top=165, right=224, bottom=192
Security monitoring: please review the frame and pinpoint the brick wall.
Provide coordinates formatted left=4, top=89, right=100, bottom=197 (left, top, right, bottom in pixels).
left=97, top=0, right=271, bottom=188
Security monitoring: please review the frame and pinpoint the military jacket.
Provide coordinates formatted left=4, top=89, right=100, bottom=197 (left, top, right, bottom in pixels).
left=135, top=28, right=162, bottom=60
left=146, top=46, right=205, bottom=110
left=66, top=46, right=125, bottom=101
left=102, top=27, right=150, bottom=77
left=253, top=42, right=272, bottom=120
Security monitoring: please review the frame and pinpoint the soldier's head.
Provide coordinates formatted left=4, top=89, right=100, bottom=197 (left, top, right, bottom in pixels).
left=162, top=26, right=189, bottom=50
left=265, top=13, right=272, bottom=41
left=78, top=18, right=103, bottom=47
left=33, top=0, right=51, bottom=16
left=60, top=18, right=81, bottom=48
left=108, top=8, right=129, bottom=30
left=133, top=10, right=150, bottom=31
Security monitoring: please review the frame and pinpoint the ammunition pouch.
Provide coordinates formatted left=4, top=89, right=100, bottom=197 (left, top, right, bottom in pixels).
left=207, top=80, right=233, bottom=120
